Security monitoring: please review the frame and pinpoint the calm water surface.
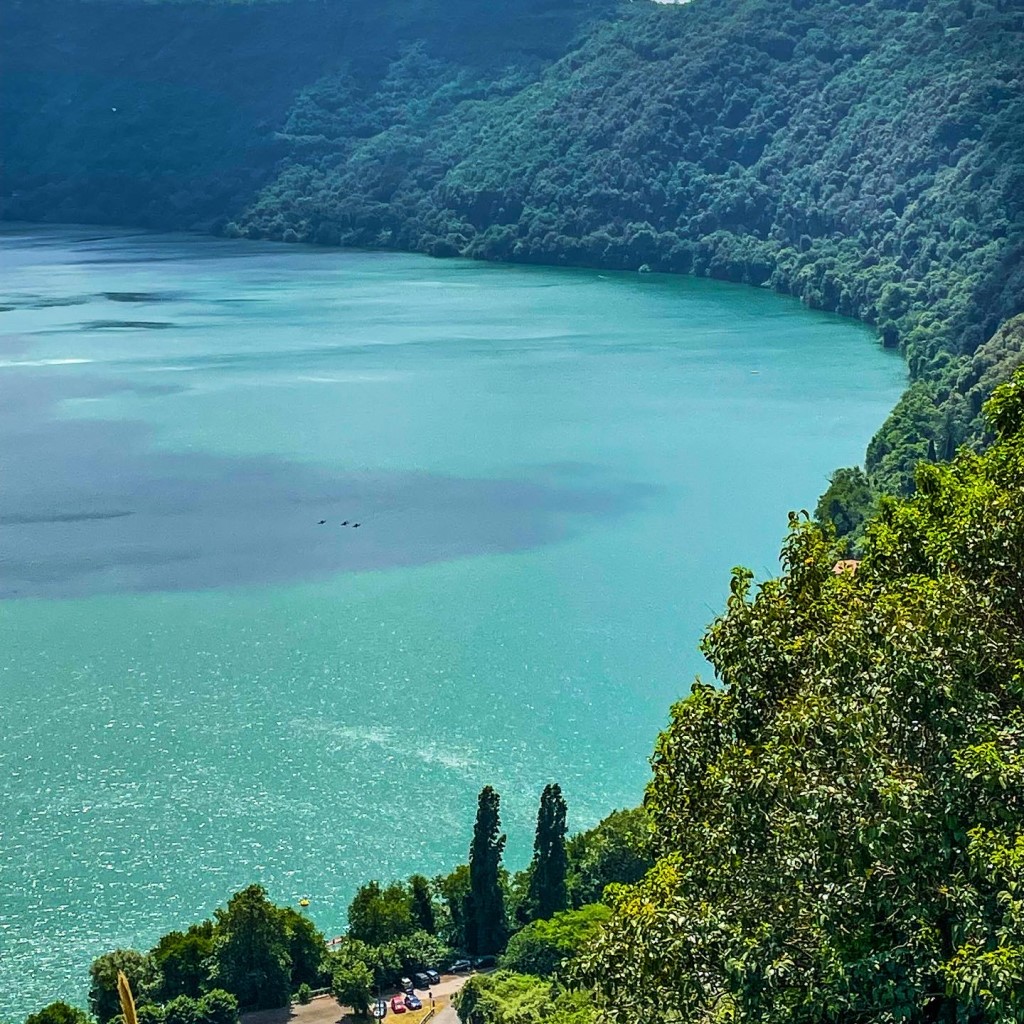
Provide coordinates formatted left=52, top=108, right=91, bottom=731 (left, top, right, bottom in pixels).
left=0, top=226, right=904, bottom=1017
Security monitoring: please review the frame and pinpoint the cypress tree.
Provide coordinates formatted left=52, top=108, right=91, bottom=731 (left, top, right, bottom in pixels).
left=528, top=783, right=569, bottom=921
left=467, top=785, right=507, bottom=955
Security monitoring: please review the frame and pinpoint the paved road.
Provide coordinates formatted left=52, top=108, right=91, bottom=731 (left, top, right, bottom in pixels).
left=429, top=1002, right=459, bottom=1024
left=243, top=974, right=474, bottom=1024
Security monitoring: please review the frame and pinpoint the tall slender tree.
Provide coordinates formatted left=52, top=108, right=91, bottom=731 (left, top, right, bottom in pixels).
left=467, top=785, right=507, bottom=955
left=527, top=784, right=569, bottom=921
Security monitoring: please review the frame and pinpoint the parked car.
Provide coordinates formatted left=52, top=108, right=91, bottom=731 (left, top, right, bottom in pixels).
left=450, top=959, right=473, bottom=973
left=390, top=996, right=407, bottom=1014
left=424, top=969, right=441, bottom=985
left=405, top=995, right=422, bottom=1011
left=414, top=972, right=430, bottom=989
left=400, top=977, right=413, bottom=994
left=472, top=955, right=497, bottom=969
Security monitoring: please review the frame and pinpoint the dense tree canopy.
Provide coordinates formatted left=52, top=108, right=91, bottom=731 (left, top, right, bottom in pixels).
left=578, top=371, right=1024, bottom=1022
left=279, top=907, right=328, bottom=990
left=81, top=889, right=326, bottom=1024
left=150, top=922, right=216, bottom=1002
left=137, top=990, right=239, bottom=1024
left=500, top=905, right=611, bottom=979
left=436, top=864, right=472, bottom=951
left=408, top=874, right=438, bottom=936
left=454, top=973, right=595, bottom=1024
left=211, top=885, right=292, bottom=1010
left=347, top=881, right=416, bottom=948
left=564, top=807, right=653, bottom=909
left=24, top=1004, right=91, bottom=1024
left=331, top=961, right=374, bottom=1017
left=89, top=951, right=160, bottom=1024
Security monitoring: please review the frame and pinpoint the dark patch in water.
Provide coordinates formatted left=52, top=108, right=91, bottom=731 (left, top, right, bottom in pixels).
left=82, top=319, right=175, bottom=330
left=0, top=510, right=134, bottom=525
left=101, top=291, right=182, bottom=303
left=0, top=374, right=648, bottom=599
left=0, top=294, right=91, bottom=310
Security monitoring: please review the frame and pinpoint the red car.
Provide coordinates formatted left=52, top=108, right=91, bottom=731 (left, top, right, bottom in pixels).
left=390, top=996, right=408, bottom=1014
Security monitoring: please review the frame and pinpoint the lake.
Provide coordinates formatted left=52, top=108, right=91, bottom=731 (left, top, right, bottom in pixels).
left=0, top=226, right=904, bottom=1018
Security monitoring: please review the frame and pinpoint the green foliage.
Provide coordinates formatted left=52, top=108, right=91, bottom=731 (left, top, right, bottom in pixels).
left=88, top=950, right=160, bottom=1024
left=388, top=930, right=450, bottom=975
left=565, top=808, right=653, bottom=909
left=469, top=786, right=508, bottom=955
left=211, top=884, right=292, bottom=1010
left=526, top=784, right=569, bottom=923
left=331, top=961, right=373, bottom=1017
left=86, top=889, right=319, bottom=1019
left=24, top=1003, right=92, bottom=1024
left=139, top=991, right=238, bottom=1024
left=408, top=874, right=437, bottom=935
left=506, top=862, right=535, bottom=929
left=579, top=371, right=1024, bottom=1022
left=500, top=906, right=611, bottom=979
left=0, top=0, right=606, bottom=230
left=815, top=466, right=878, bottom=550
left=192, top=991, right=237, bottom=1024
left=347, top=880, right=415, bottom=947
left=278, top=907, right=328, bottom=989
left=454, top=973, right=595, bottom=1024
left=151, top=922, right=215, bottom=1001
left=435, top=864, right=471, bottom=950
left=296, top=983, right=312, bottom=1005
left=329, top=931, right=450, bottom=990
left=456, top=973, right=549, bottom=1024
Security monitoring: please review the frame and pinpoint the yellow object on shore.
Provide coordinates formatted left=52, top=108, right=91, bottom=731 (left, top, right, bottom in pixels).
left=117, top=971, right=139, bottom=1024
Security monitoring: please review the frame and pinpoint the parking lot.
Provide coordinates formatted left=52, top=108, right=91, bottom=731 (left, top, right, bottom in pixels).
left=241, top=972, right=474, bottom=1024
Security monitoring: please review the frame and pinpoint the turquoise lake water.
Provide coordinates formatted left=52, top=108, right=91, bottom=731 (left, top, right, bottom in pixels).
left=0, top=226, right=905, bottom=1018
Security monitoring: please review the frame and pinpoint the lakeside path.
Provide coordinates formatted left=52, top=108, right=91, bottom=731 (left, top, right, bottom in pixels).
left=242, top=974, right=473, bottom=1024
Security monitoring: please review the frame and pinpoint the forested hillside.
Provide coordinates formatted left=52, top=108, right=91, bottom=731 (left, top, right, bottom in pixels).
left=2, top=0, right=1022, bottom=513
left=0, top=0, right=608, bottom=230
